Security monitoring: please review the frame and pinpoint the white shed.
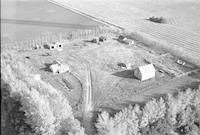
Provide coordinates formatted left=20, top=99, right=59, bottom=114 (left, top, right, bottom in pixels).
left=46, top=42, right=63, bottom=51
left=134, top=64, right=156, bottom=81
left=55, top=42, right=63, bottom=51
left=49, top=60, right=70, bottom=74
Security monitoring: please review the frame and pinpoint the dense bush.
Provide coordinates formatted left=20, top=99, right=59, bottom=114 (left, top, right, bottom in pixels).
left=96, top=87, right=200, bottom=135
left=96, top=105, right=141, bottom=135
left=1, top=51, right=86, bottom=135
left=140, top=97, right=166, bottom=128
left=141, top=117, right=173, bottom=135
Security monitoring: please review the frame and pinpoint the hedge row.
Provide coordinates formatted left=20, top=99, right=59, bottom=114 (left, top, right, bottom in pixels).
left=96, top=86, right=200, bottom=135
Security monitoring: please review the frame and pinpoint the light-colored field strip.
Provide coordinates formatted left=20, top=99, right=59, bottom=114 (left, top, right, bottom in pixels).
left=132, top=22, right=200, bottom=54
left=49, top=0, right=200, bottom=66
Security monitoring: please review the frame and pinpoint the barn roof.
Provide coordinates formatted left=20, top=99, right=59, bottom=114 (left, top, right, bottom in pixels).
left=138, top=64, right=155, bottom=74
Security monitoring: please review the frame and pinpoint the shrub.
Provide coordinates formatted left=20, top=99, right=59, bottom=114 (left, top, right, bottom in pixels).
left=166, top=88, right=198, bottom=125
left=96, top=111, right=115, bottom=135
left=140, top=97, right=166, bottom=128
left=60, top=117, right=86, bottom=135
left=141, top=117, right=173, bottom=135
left=96, top=105, right=141, bottom=135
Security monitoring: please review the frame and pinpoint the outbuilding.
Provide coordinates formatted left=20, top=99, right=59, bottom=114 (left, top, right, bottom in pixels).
left=49, top=60, right=70, bottom=74
left=46, top=42, right=63, bottom=51
left=134, top=64, right=156, bottom=81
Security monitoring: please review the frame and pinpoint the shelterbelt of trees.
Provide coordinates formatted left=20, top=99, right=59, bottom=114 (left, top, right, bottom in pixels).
left=96, top=86, right=200, bottom=135
left=1, top=51, right=86, bottom=135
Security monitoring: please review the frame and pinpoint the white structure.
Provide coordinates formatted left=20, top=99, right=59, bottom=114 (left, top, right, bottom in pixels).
left=55, top=42, right=63, bottom=51
left=50, top=60, right=70, bottom=74
left=134, top=64, right=156, bottom=81
left=126, top=63, right=133, bottom=69
left=47, top=42, right=63, bottom=51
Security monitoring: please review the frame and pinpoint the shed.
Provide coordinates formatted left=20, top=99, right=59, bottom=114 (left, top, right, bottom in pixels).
left=99, top=36, right=107, bottom=42
left=48, top=43, right=57, bottom=50
left=55, top=42, right=63, bottom=51
left=46, top=42, right=63, bottom=51
left=118, top=35, right=127, bottom=41
left=134, top=64, right=156, bottom=81
left=49, top=60, right=70, bottom=74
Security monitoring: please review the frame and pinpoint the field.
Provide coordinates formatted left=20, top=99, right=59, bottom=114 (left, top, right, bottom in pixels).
left=14, top=34, right=200, bottom=116
left=1, top=0, right=102, bottom=44
left=51, top=0, right=200, bottom=66
left=3, top=33, right=199, bottom=135
left=1, top=0, right=200, bottom=134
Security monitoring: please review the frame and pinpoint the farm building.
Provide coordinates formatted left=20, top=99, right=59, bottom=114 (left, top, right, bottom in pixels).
left=118, top=35, right=127, bottom=41
left=118, top=35, right=135, bottom=45
left=134, top=64, right=156, bottom=81
left=46, top=42, right=63, bottom=51
left=50, top=60, right=70, bottom=74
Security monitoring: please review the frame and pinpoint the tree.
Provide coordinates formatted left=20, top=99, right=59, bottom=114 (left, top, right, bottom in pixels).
left=140, top=97, right=166, bottom=128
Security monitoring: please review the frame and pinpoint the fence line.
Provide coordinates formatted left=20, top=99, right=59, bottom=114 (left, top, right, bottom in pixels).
left=1, top=27, right=120, bottom=52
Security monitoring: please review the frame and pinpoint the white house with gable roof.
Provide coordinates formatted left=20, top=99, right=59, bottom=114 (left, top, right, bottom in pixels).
left=134, top=64, right=156, bottom=81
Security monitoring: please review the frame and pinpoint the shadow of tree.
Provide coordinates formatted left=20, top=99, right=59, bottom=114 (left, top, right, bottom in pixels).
left=177, top=81, right=200, bottom=90
left=40, top=63, right=52, bottom=72
left=119, top=100, right=146, bottom=108
left=188, top=70, right=200, bottom=79
left=96, top=107, right=121, bottom=117
left=143, top=81, right=200, bottom=102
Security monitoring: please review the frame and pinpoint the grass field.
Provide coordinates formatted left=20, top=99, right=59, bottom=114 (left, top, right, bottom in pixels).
left=2, top=0, right=200, bottom=134
left=51, top=0, right=200, bottom=66
left=1, top=0, right=102, bottom=44
left=15, top=34, right=200, bottom=115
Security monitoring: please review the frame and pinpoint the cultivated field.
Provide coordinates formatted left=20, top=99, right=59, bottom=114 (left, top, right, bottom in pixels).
left=2, top=0, right=200, bottom=134
left=51, top=0, right=200, bottom=66
left=1, top=0, right=102, bottom=44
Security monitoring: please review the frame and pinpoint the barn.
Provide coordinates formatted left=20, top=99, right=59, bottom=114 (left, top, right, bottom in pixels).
left=134, top=64, right=156, bottom=81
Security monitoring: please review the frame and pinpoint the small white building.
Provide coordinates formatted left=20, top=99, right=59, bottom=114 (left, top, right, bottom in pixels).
left=47, top=42, right=63, bottom=51
left=55, top=42, right=63, bottom=51
left=49, top=60, right=70, bottom=74
left=134, top=64, right=156, bottom=81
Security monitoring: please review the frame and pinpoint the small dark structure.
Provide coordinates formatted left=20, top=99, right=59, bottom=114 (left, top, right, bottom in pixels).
left=148, top=16, right=167, bottom=24
left=99, top=36, right=107, bottom=42
left=91, top=38, right=99, bottom=43
left=117, top=62, right=127, bottom=69
left=118, top=35, right=127, bottom=41
left=118, top=35, right=135, bottom=45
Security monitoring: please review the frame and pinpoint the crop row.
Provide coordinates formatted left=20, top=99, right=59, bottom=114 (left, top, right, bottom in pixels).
left=132, top=22, right=200, bottom=56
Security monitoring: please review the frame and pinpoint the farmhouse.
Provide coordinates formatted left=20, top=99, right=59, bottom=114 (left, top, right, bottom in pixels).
left=134, top=64, right=156, bottom=81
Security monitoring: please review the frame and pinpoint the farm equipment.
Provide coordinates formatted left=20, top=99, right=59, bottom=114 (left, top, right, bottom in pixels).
left=148, top=16, right=167, bottom=24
